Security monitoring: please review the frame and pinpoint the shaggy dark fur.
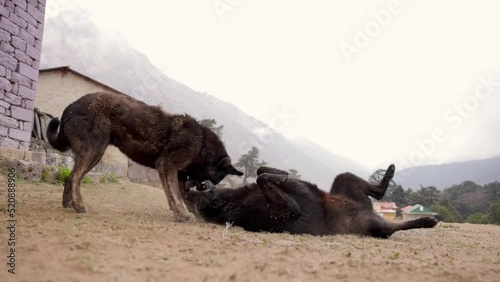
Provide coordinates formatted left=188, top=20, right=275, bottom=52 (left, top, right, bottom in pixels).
left=187, top=164, right=438, bottom=238
left=47, top=92, right=242, bottom=222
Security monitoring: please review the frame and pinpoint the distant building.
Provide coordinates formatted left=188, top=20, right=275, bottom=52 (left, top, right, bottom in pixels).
left=373, top=202, right=398, bottom=221
left=402, top=204, right=438, bottom=221
left=401, top=205, right=414, bottom=213
left=35, top=66, right=130, bottom=178
left=36, top=66, right=128, bottom=118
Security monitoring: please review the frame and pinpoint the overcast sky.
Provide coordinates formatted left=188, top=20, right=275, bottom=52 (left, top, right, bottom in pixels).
left=46, top=0, right=500, bottom=169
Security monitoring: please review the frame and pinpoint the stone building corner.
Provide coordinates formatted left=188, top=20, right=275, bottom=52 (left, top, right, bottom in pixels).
left=0, top=0, right=46, bottom=151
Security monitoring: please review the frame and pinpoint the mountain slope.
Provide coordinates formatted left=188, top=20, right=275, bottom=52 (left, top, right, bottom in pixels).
left=394, top=156, right=500, bottom=190
left=40, top=9, right=368, bottom=189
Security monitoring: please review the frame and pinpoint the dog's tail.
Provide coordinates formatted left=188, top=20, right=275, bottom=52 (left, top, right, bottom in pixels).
left=47, top=118, right=70, bottom=151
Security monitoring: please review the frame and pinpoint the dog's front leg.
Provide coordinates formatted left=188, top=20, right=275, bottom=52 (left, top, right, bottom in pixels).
left=156, top=160, right=195, bottom=222
left=177, top=171, right=201, bottom=218
left=256, top=166, right=289, bottom=176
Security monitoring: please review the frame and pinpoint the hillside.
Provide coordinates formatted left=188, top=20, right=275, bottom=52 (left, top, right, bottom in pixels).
left=394, top=156, right=500, bottom=190
left=39, top=9, right=368, bottom=189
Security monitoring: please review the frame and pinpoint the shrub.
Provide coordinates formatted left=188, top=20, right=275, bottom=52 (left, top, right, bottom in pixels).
left=56, top=167, right=71, bottom=184
left=82, top=175, right=93, bottom=184
left=487, top=200, right=500, bottom=225
left=430, top=201, right=462, bottom=223
left=100, top=174, right=120, bottom=183
left=55, top=167, right=93, bottom=184
left=466, top=213, right=488, bottom=224
left=41, top=168, right=50, bottom=182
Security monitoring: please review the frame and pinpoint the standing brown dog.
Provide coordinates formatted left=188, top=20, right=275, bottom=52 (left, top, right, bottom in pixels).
left=47, top=92, right=242, bottom=222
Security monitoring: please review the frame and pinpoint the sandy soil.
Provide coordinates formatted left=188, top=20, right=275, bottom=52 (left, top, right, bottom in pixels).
left=0, top=173, right=499, bottom=282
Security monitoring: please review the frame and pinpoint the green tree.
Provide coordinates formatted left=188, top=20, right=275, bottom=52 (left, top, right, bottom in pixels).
left=487, top=198, right=500, bottom=225
left=430, top=199, right=461, bottom=222
left=288, top=169, right=301, bottom=179
left=199, top=118, right=224, bottom=138
left=441, top=181, right=497, bottom=220
left=236, top=147, right=267, bottom=184
left=391, top=185, right=410, bottom=207
left=483, top=182, right=500, bottom=200
left=368, top=169, right=396, bottom=187
left=442, top=181, right=481, bottom=200
left=408, top=186, right=440, bottom=207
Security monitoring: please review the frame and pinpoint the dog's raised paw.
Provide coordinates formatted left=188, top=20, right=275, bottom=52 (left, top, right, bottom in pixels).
left=386, top=164, right=396, bottom=177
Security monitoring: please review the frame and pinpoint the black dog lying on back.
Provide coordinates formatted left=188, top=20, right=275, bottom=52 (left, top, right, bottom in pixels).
left=187, top=165, right=438, bottom=238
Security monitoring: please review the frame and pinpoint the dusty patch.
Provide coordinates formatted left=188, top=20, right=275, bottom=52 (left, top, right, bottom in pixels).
left=0, top=173, right=499, bottom=282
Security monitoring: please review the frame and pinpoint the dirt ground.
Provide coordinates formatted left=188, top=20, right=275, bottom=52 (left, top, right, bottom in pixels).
left=0, top=173, right=499, bottom=282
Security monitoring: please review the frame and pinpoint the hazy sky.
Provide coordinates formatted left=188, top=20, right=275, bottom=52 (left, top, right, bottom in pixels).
left=46, top=0, right=500, bottom=169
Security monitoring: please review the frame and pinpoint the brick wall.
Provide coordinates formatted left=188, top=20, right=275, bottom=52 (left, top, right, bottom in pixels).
left=0, top=0, right=45, bottom=150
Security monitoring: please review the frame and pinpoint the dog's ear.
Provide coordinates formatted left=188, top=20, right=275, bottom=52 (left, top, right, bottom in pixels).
left=225, top=163, right=243, bottom=176
left=220, top=157, right=243, bottom=176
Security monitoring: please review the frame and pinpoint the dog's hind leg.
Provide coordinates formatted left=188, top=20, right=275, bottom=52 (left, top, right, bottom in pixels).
left=367, top=216, right=438, bottom=238
left=371, top=164, right=396, bottom=199
left=64, top=146, right=107, bottom=213
left=330, top=164, right=395, bottom=201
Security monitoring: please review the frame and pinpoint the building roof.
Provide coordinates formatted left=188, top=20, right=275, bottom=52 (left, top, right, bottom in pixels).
left=401, top=205, right=414, bottom=213
left=373, top=202, right=397, bottom=210
left=404, top=204, right=438, bottom=215
left=39, top=66, right=128, bottom=96
left=381, top=202, right=397, bottom=209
